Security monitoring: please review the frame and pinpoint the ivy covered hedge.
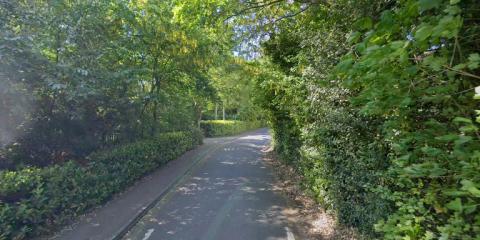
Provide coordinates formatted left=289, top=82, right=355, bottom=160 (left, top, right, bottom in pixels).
left=200, top=120, right=263, bottom=137
left=0, top=129, right=202, bottom=239
left=253, top=0, right=480, bottom=239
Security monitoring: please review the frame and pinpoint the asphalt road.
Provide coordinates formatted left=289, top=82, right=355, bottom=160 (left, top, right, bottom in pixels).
left=122, top=129, right=298, bottom=240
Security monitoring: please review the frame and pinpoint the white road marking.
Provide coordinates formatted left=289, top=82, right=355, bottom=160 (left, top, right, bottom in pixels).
left=141, top=229, right=155, bottom=240
left=285, top=227, right=296, bottom=240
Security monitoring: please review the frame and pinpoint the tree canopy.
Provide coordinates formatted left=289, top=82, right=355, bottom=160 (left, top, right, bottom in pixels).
left=1, top=0, right=480, bottom=239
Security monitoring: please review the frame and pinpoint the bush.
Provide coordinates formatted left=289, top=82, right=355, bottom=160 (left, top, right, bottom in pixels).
left=299, top=107, right=391, bottom=236
left=255, top=67, right=391, bottom=236
left=0, top=129, right=203, bottom=239
left=200, top=120, right=263, bottom=137
left=255, top=0, right=480, bottom=238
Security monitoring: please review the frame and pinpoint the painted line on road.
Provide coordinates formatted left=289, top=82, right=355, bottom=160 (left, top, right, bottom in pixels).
left=111, top=144, right=219, bottom=240
left=285, top=227, right=296, bottom=240
left=141, top=229, right=154, bottom=240
left=112, top=135, right=248, bottom=240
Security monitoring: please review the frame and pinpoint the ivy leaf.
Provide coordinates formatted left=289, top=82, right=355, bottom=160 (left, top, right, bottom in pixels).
left=347, top=31, right=361, bottom=43
left=454, top=135, right=472, bottom=146
left=453, top=117, right=473, bottom=124
left=464, top=200, right=477, bottom=214
left=435, top=134, right=458, bottom=142
left=355, top=17, right=373, bottom=30
left=467, top=53, right=480, bottom=70
left=418, top=0, right=442, bottom=12
left=421, top=146, right=442, bottom=156
left=461, top=180, right=480, bottom=197
left=460, top=125, right=479, bottom=133
left=444, top=5, right=461, bottom=15
left=450, top=0, right=461, bottom=4
left=446, top=198, right=463, bottom=212
left=444, top=189, right=468, bottom=197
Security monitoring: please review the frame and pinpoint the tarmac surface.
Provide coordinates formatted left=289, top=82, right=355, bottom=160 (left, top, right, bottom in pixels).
left=51, top=129, right=299, bottom=240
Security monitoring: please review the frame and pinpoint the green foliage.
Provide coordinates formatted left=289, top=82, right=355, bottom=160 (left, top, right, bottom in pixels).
left=0, top=0, right=229, bottom=169
left=245, top=0, right=480, bottom=238
left=200, top=120, right=263, bottom=137
left=0, top=130, right=202, bottom=239
left=253, top=60, right=390, bottom=236
left=337, top=0, right=480, bottom=238
left=250, top=1, right=393, bottom=235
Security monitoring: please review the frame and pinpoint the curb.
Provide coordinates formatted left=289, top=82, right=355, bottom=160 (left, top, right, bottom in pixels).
left=110, top=144, right=218, bottom=240
left=111, top=134, right=247, bottom=240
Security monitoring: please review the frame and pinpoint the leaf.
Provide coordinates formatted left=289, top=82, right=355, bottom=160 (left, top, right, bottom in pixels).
left=355, top=17, right=373, bottom=30
left=390, top=40, right=405, bottom=50
left=423, top=56, right=447, bottom=71
left=435, top=134, right=458, bottom=142
left=418, top=0, right=442, bottom=12
left=453, top=117, right=473, bottom=124
left=450, top=0, right=461, bottom=4
left=444, top=5, right=461, bottom=15
left=347, top=31, right=361, bottom=43
left=421, top=146, right=442, bottom=156
left=467, top=53, right=480, bottom=70
left=461, top=180, right=480, bottom=197
left=432, top=15, right=462, bottom=39
left=452, top=63, right=466, bottom=70
left=459, top=125, right=478, bottom=133
left=336, top=59, right=354, bottom=73
left=415, top=25, right=433, bottom=41
left=454, top=136, right=473, bottom=146
left=444, top=189, right=468, bottom=197
left=446, top=198, right=463, bottom=212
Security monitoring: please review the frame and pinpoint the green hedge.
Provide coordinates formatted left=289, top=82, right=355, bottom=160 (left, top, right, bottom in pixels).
left=200, top=120, right=263, bottom=137
left=255, top=0, right=480, bottom=238
left=0, top=129, right=203, bottom=239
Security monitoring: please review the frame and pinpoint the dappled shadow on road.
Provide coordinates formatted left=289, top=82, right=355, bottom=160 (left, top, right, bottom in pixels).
left=124, top=129, right=303, bottom=240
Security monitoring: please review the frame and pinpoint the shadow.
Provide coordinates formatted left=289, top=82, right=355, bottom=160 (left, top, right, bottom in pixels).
left=123, top=129, right=302, bottom=240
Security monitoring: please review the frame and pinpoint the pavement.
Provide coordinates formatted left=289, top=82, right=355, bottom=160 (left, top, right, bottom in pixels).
left=48, top=129, right=302, bottom=240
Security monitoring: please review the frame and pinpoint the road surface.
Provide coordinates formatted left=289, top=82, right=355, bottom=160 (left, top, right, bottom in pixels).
left=122, top=128, right=299, bottom=240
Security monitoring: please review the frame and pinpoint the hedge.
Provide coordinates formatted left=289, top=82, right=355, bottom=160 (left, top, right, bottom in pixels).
left=200, top=120, right=263, bottom=137
left=0, top=129, right=203, bottom=239
left=255, top=0, right=480, bottom=238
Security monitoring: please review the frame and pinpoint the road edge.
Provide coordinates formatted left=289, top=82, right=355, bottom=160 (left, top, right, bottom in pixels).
left=111, top=129, right=266, bottom=240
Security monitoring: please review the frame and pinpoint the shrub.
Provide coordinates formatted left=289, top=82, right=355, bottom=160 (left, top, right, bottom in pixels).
left=0, top=129, right=202, bottom=239
left=255, top=67, right=392, bottom=236
left=299, top=107, right=391, bottom=236
left=200, top=120, right=263, bottom=137
left=255, top=0, right=480, bottom=238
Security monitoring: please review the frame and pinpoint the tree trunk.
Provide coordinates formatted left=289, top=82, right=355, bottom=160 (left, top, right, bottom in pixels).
left=215, top=103, right=218, bottom=120
left=197, top=112, right=202, bottom=128
left=222, top=104, right=226, bottom=121
left=194, top=100, right=202, bottom=128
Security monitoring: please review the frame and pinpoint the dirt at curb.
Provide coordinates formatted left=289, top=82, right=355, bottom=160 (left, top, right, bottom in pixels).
left=262, top=146, right=361, bottom=240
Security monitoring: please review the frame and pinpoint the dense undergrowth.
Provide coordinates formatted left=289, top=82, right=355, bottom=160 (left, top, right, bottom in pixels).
left=200, top=120, right=263, bottom=137
left=252, top=0, right=480, bottom=238
left=2, top=0, right=480, bottom=239
left=0, top=130, right=202, bottom=239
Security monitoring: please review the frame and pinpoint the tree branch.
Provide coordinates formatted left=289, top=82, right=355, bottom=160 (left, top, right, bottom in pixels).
left=271, top=3, right=311, bottom=23
left=224, top=0, right=285, bottom=22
